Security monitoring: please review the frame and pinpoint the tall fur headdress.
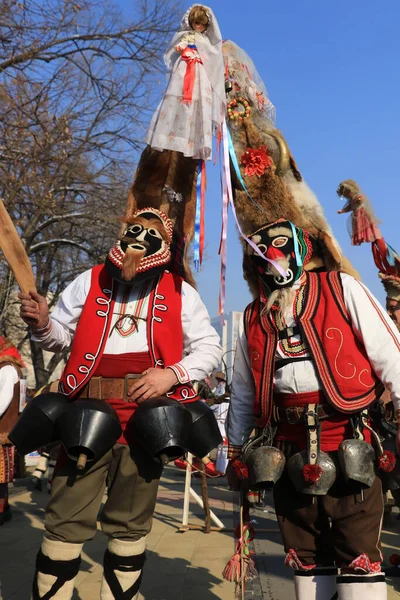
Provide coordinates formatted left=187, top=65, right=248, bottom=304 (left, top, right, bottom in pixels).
left=123, top=148, right=198, bottom=287
left=222, top=40, right=359, bottom=296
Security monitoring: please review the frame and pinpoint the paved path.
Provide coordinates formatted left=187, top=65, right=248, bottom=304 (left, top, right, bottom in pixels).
left=1, top=467, right=236, bottom=600
left=1, top=469, right=400, bottom=599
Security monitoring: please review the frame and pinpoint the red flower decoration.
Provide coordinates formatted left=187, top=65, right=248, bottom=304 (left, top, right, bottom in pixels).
left=303, top=464, right=323, bottom=483
left=241, top=146, right=273, bottom=178
left=378, top=450, right=396, bottom=472
left=231, top=458, right=249, bottom=480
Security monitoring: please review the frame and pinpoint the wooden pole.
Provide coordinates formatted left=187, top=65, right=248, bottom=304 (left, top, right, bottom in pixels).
left=182, top=453, right=192, bottom=528
left=199, top=461, right=211, bottom=534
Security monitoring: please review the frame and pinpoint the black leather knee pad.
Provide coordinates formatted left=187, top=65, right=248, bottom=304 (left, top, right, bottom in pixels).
left=32, top=550, right=81, bottom=600
left=103, top=548, right=146, bottom=600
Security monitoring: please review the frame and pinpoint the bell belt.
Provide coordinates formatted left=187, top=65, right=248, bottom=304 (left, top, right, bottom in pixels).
left=272, top=403, right=337, bottom=425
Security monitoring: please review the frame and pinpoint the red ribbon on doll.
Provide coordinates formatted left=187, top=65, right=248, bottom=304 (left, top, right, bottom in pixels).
left=181, top=47, right=202, bottom=105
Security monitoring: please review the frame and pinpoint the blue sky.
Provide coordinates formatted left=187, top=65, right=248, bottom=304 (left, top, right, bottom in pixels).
left=127, top=0, right=400, bottom=318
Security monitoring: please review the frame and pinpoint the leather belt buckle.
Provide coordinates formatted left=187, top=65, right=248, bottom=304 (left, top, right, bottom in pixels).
left=123, top=373, right=141, bottom=402
left=285, top=407, right=300, bottom=425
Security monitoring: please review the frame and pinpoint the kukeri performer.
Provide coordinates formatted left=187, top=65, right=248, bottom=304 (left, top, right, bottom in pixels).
left=19, top=207, right=222, bottom=600
left=226, top=218, right=400, bottom=600
left=0, top=336, right=25, bottom=525
left=146, top=4, right=226, bottom=160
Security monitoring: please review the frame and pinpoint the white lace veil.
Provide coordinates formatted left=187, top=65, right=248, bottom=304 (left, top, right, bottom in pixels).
left=164, top=4, right=226, bottom=127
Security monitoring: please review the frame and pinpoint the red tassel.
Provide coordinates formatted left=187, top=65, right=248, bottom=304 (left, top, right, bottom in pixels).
left=231, top=458, right=248, bottom=480
left=303, top=464, right=323, bottom=483
left=222, top=553, right=241, bottom=582
left=378, top=450, right=396, bottom=473
left=390, top=553, right=400, bottom=567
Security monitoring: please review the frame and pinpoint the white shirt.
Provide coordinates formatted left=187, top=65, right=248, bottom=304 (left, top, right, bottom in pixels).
left=227, top=273, right=400, bottom=447
left=0, top=365, right=19, bottom=417
left=32, top=269, right=222, bottom=384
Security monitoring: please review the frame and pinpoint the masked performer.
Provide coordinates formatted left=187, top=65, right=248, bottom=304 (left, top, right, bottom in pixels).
left=146, top=4, right=225, bottom=160
left=0, top=336, right=24, bottom=525
left=226, top=218, right=400, bottom=600
left=19, top=206, right=221, bottom=600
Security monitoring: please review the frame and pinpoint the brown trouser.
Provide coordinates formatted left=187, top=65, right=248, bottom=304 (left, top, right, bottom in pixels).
left=45, top=444, right=162, bottom=544
left=273, top=456, right=384, bottom=568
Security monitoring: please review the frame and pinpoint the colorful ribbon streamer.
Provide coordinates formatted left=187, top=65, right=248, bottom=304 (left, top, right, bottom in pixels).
left=193, top=159, right=206, bottom=271
left=288, top=221, right=303, bottom=267
left=226, top=126, right=264, bottom=212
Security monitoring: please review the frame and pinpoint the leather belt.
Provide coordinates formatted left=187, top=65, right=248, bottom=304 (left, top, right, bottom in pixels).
left=273, top=404, right=336, bottom=425
left=79, top=375, right=142, bottom=403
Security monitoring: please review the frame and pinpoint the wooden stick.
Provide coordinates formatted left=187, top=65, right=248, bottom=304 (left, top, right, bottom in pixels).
left=0, top=199, right=36, bottom=294
left=182, top=453, right=192, bottom=528
left=240, top=489, right=245, bottom=600
left=199, top=461, right=211, bottom=534
left=76, top=453, right=87, bottom=470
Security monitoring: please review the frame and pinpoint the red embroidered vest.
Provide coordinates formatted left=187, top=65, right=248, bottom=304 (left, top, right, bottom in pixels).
left=244, top=271, right=383, bottom=426
left=58, top=265, right=198, bottom=402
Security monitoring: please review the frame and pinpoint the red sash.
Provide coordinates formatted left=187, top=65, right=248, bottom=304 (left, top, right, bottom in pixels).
left=59, top=266, right=198, bottom=402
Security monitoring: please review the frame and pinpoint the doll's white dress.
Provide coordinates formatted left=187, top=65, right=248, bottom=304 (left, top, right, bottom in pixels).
left=146, top=31, right=214, bottom=161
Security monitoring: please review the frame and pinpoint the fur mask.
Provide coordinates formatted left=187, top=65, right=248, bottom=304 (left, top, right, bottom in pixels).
left=105, top=208, right=174, bottom=285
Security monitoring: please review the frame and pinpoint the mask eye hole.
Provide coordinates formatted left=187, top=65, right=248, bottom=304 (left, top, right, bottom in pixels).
left=128, top=224, right=143, bottom=236
left=148, top=228, right=162, bottom=239
left=256, top=244, right=268, bottom=255
left=272, top=236, right=288, bottom=248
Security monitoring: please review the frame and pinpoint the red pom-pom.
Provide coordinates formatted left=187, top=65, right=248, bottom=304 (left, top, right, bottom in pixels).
left=303, top=464, right=323, bottom=483
left=378, top=450, right=396, bottom=473
left=390, top=553, right=400, bottom=567
left=231, top=458, right=249, bottom=480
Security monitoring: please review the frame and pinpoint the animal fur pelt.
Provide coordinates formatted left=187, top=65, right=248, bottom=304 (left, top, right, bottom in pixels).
left=223, top=40, right=359, bottom=294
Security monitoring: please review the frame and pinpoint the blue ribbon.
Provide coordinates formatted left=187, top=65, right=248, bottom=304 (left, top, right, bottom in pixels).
left=288, top=221, right=303, bottom=267
left=226, top=126, right=264, bottom=212
left=386, top=243, right=397, bottom=267
left=193, top=159, right=202, bottom=271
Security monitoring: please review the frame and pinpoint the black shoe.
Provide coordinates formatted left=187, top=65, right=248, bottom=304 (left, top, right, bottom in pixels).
left=31, top=476, right=42, bottom=491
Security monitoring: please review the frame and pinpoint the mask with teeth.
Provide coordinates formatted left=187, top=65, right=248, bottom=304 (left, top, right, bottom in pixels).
left=105, top=208, right=173, bottom=285
left=247, top=219, right=313, bottom=294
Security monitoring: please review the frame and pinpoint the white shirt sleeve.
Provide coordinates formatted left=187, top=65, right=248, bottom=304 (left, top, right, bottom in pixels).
left=226, top=326, right=256, bottom=454
left=341, top=273, right=400, bottom=411
left=168, top=282, right=222, bottom=383
left=0, top=365, right=19, bottom=417
left=31, top=270, right=91, bottom=352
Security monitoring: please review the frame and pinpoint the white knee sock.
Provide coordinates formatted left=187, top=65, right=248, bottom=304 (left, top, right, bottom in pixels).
left=101, top=537, right=146, bottom=600
left=32, top=537, right=83, bottom=600
left=294, top=568, right=338, bottom=600
left=336, top=573, right=387, bottom=600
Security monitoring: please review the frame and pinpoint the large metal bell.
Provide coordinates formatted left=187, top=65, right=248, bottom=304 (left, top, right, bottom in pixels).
left=57, top=399, right=122, bottom=469
left=287, top=450, right=337, bottom=495
left=8, top=392, right=70, bottom=455
left=245, top=446, right=286, bottom=490
left=125, top=397, right=191, bottom=464
left=338, top=439, right=376, bottom=488
left=183, top=401, right=223, bottom=459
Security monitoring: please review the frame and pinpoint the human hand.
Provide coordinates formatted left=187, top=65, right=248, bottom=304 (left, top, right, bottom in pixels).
left=127, top=368, right=178, bottom=404
left=19, top=290, right=49, bottom=330
left=175, top=44, right=184, bottom=53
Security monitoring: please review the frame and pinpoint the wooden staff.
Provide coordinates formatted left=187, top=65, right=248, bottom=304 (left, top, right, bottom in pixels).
left=240, top=488, right=245, bottom=600
left=199, top=461, right=211, bottom=533
left=0, top=199, right=36, bottom=293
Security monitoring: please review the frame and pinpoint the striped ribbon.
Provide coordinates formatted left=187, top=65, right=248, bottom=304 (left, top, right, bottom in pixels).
left=194, top=159, right=206, bottom=271
left=288, top=221, right=303, bottom=267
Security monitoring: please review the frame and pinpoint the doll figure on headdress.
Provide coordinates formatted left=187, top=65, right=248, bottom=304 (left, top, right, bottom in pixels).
left=337, top=179, right=382, bottom=246
left=146, top=4, right=226, bottom=161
